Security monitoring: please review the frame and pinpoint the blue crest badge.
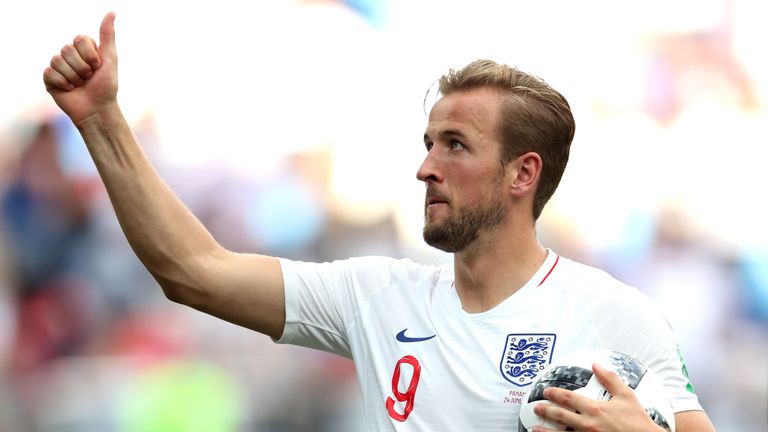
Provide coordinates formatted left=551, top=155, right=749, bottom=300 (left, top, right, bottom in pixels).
left=499, top=333, right=556, bottom=386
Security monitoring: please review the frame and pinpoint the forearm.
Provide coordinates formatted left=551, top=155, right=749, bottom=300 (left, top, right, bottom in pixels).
left=675, top=410, right=716, bottom=432
left=43, top=14, right=287, bottom=338
left=76, top=102, right=222, bottom=295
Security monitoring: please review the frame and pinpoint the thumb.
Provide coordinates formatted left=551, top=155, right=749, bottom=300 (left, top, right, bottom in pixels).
left=98, top=12, right=117, bottom=59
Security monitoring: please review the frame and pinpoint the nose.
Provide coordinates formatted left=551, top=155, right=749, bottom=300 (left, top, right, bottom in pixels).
left=416, top=150, right=442, bottom=184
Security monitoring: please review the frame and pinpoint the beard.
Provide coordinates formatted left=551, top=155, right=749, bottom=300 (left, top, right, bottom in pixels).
left=423, top=189, right=507, bottom=253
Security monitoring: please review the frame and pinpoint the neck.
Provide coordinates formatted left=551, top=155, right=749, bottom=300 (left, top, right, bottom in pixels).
left=452, top=222, right=547, bottom=313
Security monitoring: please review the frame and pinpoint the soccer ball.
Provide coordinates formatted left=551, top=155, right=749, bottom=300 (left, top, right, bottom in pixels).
left=518, top=349, right=675, bottom=432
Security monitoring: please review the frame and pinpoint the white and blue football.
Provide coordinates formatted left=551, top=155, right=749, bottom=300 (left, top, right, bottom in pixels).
left=518, top=349, right=675, bottom=432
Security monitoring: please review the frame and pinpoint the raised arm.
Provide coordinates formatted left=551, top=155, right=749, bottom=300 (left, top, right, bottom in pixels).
left=42, top=13, right=286, bottom=339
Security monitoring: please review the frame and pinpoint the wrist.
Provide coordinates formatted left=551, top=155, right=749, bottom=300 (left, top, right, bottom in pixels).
left=74, top=101, right=124, bottom=132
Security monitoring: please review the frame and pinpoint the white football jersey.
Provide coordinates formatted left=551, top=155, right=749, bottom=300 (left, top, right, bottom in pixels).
left=277, top=251, right=702, bottom=431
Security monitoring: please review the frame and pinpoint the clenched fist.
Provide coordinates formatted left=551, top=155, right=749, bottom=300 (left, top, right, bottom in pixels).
left=43, top=12, right=118, bottom=126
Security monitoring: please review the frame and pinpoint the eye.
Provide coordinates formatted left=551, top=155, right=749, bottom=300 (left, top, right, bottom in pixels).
left=424, top=141, right=434, bottom=151
left=449, top=140, right=465, bottom=151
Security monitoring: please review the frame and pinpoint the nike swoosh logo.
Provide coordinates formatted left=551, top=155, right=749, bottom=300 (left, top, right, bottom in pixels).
left=396, top=328, right=436, bottom=343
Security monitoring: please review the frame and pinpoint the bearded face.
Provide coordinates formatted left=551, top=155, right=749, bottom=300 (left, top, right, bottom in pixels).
left=423, top=179, right=507, bottom=253
left=418, top=88, right=513, bottom=253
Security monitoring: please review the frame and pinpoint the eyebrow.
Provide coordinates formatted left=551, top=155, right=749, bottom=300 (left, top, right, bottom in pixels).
left=423, top=129, right=469, bottom=143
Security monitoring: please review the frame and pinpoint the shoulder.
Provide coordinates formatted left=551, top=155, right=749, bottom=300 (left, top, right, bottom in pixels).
left=280, top=255, right=448, bottom=287
left=554, top=256, right=646, bottom=298
left=351, top=256, right=450, bottom=291
left=555, top=255, right=675, bottom=338
left=550, top=255, right=661, bottom=315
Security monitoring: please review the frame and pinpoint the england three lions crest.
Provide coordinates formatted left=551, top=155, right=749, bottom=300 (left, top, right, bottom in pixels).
left=499, top=333, right=556, bottom=386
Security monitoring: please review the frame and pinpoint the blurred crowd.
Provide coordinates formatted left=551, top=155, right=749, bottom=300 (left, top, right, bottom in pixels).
left=1, top=1, right=767, bottom=431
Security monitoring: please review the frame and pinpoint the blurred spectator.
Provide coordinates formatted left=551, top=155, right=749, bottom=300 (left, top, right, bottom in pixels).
left=615, top=207, right=767, bottom=429
left=1, top=119, right=94, bottom=294
left=1, top=118, right=97, bottom=374
left=643, top=3, right=757, bottom=126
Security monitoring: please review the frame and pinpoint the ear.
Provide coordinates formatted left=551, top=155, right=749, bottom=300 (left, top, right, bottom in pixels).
left=507, top=151, right=542, bottom=198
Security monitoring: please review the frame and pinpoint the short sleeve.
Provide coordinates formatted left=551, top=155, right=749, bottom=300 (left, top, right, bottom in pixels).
left=594, top=286, right=704, bottom=413
left=275, top=256, right=398, bottom=358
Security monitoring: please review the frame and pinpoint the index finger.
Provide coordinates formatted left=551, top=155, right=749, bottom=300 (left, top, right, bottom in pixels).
left=542, top=386, right=596, bottom=414
left=73, top=35, right=100, bottom=70
left=592, top=362, right=634, bottom=398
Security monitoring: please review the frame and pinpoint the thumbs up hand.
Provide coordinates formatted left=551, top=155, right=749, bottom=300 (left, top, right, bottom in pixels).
left=43, top=12, right=119, bottom=126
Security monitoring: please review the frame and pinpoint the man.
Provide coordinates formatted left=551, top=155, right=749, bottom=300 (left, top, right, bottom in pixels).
left=43, top=13, right=716, bottom=431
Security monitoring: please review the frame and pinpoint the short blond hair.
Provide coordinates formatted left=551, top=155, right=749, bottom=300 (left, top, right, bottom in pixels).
left=438, top=60, right=575, bottom=219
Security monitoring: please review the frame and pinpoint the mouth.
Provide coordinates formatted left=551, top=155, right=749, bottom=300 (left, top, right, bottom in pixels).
left=426, top=189, right=449, bottom=207
left=427, top=197, right=447, bottom=206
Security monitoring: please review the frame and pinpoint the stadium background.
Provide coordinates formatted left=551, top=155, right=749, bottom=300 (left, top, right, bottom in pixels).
left=1, top=0, right=766, bottom=430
